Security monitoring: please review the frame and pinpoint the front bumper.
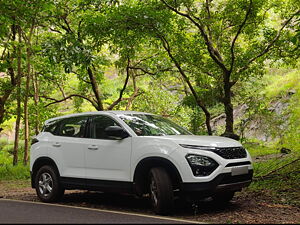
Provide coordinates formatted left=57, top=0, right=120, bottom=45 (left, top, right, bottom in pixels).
left=180, top=169, right=253, bottom=196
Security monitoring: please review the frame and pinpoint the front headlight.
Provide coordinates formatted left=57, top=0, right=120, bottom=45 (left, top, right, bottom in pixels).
left=185, top=154, right=219, bottom=176
left=186, top=154, right=215, bottom=166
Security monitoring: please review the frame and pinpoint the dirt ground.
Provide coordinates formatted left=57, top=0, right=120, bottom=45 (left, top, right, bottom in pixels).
left=0, top=180, right=299, bottom=224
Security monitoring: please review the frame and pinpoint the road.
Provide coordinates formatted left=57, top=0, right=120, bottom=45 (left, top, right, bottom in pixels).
left=0, top=199, right=199, bottom=224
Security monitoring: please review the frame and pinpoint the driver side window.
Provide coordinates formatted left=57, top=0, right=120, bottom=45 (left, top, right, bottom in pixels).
left=90, top=116, right=121, bottom=139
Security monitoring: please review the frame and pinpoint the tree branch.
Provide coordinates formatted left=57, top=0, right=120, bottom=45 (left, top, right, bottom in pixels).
left=62, top=16, right=73, bottom=34
left=107, top=58, right=131, bottom=110
left=126, top=73, right=142, bottom=110
left=160, top=0, right=228, bottom=74
left=204, top=0, right=213, bottom=39
left=132, top=53, right=160, bottom=67
left=128, top=66, right=156, bottom=76
left=157, top=32, right=212, bottom=135
left=230, top=0, right=253, bottom=73
left=43, top=94, right=97, bottom=108
left=238, top=9, right=300, bottom=74
left=255, top=158, right=300, bottom=180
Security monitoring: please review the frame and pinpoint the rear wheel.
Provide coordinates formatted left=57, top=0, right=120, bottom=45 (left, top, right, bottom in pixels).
left=149, top=167, right=174, bottom=215
left=35, top=165, right=64, bottom=202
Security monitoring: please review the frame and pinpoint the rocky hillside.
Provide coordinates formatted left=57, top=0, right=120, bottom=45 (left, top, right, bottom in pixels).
left=212, top=69, right=300, bottom=147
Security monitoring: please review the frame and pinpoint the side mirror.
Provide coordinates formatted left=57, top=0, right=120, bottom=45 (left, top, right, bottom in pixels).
left=104, top=126, right=130, bottom=140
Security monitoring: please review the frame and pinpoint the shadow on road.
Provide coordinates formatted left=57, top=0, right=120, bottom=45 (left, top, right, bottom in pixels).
left=58, top=191, right=239, bottom=216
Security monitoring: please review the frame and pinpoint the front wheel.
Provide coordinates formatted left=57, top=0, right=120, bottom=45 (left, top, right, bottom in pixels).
left=149, top=167, right=174, bottom=215
left=35, top=165, right=65, bottom=203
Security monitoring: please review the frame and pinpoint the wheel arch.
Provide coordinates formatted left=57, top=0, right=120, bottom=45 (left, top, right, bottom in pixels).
left=133, top=157, right=182, bottom=196
left=31, top=157, right=60, bottom=188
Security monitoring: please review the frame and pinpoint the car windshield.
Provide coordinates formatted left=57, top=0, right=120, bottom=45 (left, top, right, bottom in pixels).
left=118, top=114, right=192, bottom=136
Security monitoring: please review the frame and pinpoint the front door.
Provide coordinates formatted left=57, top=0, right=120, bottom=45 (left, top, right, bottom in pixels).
left=84, top=115, right=132, bottom=182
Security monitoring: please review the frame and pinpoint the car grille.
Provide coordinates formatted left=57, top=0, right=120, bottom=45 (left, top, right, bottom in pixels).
left=219, top=170, right=253, bottom=185
left=213, top=147, right=247, bottom=159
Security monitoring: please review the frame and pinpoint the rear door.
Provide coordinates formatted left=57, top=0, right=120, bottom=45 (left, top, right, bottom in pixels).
left=48, top=116, right=89, bottom=179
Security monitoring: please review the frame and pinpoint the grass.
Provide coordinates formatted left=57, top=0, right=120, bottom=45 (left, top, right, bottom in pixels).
left=0, top=164, right=30, bottom=180
left=0, top=138, right=30, bottom=181
left=263, top=70, right=300, bottom=99
left=248, top=154, right=300, bottom=207
left=244, top=142, right=280, bottom=157
left=261, top=69, right=300, bottom=153
left=245, top=140, right=300, bottom=207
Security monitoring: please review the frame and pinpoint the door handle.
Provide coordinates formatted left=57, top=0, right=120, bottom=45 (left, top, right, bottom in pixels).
left=88, top=145, right=98, bottom=150
left=53, top=142, right=61, bottom=147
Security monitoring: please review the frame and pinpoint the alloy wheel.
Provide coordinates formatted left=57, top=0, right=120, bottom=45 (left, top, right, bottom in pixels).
left=38, top=172, right=53, bottom=197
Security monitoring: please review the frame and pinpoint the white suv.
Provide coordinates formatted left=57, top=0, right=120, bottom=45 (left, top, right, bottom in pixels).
left=30, top=111, right=253, bottom=215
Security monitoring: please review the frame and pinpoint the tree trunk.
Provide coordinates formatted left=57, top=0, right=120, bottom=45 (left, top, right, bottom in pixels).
left=126, top=73, right=139, bottom=110
left=23, top=45, right=31, bottom=165
left=13, top=26, right=22, bottom=166
left=32, top=72, right=40, bottom=135
left=13, top=87, right=21, bottom=166
left=0, top=106, right=4, bottom=133
left=199, top=102, right=212, bottom=135
left=222, top=72, right=239, bottom=140
left=23, top=23, right=35, bottom=165
left=87, top=66, right=104, bottom=111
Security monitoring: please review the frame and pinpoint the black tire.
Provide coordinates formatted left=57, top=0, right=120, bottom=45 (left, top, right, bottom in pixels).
left=35, top=165, right=65, bottom=203
left=148, top=167, right=174, bottom=215
left=212, top=191, right=235, bottom=205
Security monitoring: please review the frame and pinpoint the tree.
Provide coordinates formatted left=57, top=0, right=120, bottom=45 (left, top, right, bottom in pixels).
left=39, top=0, right=143, bottom=111
left=0, top=0, right=55, bottom=164
left=159, top=0, right=299, bottom=138
left=0, top=7, right=22, bottom=134
left=83, top=1, right=215, bottom=134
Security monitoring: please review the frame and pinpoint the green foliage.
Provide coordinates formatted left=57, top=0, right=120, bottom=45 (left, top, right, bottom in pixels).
left=132, top=78, right=180, bottom=115
left=263, top=69, right=300, bottom=99
left=259, top=69, right=300, bottom=151
left=0, top=138, right=29, bottom=180
left=0, top=138, right=27, bottom=177
left=0, top=164, right=30, bottom=180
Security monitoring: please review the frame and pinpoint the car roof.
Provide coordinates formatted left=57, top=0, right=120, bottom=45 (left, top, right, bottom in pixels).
left=44, top=111, right=153, bottom=124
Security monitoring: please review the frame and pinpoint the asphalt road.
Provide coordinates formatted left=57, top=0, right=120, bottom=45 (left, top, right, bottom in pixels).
left=0, top=199, right=199, bottom=224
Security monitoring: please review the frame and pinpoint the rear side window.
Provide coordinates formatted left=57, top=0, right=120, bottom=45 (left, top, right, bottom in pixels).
left=42, top=120, right=60, bottom=135
left=57, top=116, right=89, bottom=138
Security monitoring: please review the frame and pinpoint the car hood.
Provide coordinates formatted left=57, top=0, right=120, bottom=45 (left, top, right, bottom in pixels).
left=154, top=135, right=242, bottom=148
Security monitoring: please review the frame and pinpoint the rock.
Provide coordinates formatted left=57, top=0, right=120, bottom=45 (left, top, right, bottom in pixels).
left=280, top=147, right=292, bottom=154
left=288, top=89, right=296, bottom=96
